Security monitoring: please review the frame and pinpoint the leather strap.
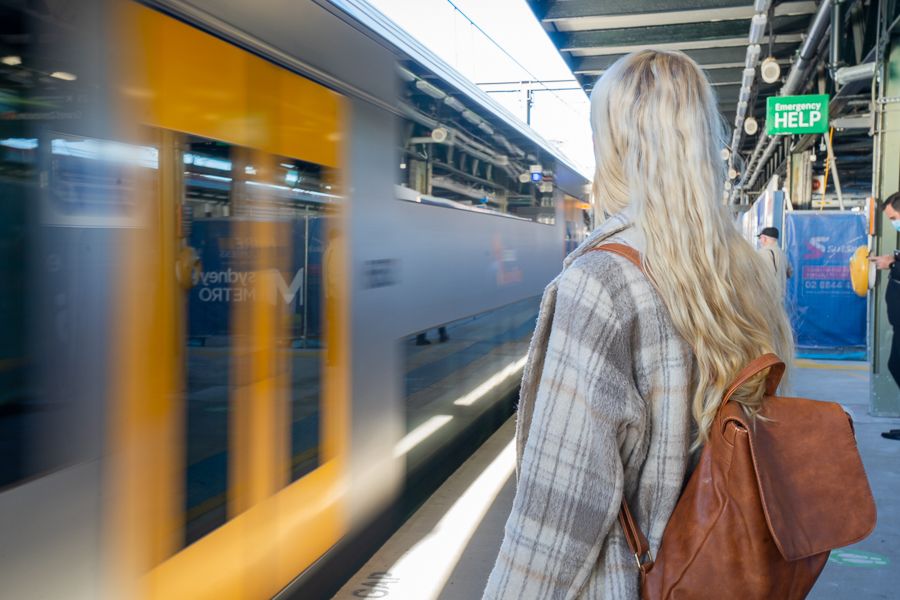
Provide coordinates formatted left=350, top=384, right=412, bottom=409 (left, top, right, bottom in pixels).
left=618, top=499, right=654, bottom=573
left=593, top=244, right=653, bottom=572
left=722, top=353, right=785, bottom=402
left=591, top=242, right=642, bottom=269
left=591, top=244, right=784, bottom=574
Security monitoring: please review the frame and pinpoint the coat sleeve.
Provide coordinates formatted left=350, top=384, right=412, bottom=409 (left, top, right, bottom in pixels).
left=483, top=263, right=634, bottom=600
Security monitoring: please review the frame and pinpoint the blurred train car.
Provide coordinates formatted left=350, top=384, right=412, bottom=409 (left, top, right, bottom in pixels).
left=0, top=0, right=590, bottom=598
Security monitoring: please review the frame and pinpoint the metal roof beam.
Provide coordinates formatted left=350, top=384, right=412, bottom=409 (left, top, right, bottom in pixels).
left=571, top=43, right=797, bottom=74
left=545, top=0, right=749, bottom=20
left=559, top=14, right=810, bottom=52
left=544, top=1, right=816, bottom=31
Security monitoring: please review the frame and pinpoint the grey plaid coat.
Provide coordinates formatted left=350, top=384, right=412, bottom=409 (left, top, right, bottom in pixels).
left=483, top=212, right=694, bottom=599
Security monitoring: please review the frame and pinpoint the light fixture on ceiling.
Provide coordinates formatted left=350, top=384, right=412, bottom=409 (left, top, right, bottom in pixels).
left=741, top=68, right=756, bottom=89
left=749, top=14, right=767, bottom=44
left=415, top=79, right=446, bottom=100
left=744, top=116, right=759, bottom=136
left=2, top=55, right=22, bottom=66
left=744, top=45, right=761, bottom=70
left=728, top=167, right=739, bottom=180
left=444, top=96, right=465, bottom=112
left=760, top=56, right=781, bottom=84
left=461, top=109, right=481, bottom=125
left=720, top=147, right=731, bottom=161
left=431, top=127, right=449, bottom=143
left=50, top=71, right=77, bottom=81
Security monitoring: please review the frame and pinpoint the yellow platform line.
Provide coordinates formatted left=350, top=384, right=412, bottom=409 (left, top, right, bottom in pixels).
left=795, top=359, right=869, bottom=372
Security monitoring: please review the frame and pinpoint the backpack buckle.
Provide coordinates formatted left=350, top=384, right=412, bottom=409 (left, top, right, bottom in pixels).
left=634, top=549, right=654, bottom=574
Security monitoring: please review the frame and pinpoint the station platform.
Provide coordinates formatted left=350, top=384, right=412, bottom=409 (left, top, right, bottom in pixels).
left=333, top=360, right=900, bottom=600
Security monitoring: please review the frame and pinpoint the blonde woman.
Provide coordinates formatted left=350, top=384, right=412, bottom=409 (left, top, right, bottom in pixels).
left=483, top=50, right=793, bottom=599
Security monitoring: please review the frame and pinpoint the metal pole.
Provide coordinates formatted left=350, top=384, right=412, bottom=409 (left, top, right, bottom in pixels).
left=823, top=128, right=845, bottom=209
left=302, top=207, right=309, bottom=342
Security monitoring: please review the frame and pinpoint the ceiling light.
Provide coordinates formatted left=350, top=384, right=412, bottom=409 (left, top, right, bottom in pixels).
left=741, top=68, right=756, bottom=89
left=760, top=56, right=781, bottom=84
left=398, top=66, right=416, bottom=82
left=415, top=79, right=446, bottom=100
left=461, top=109, right=481, bottom=125
left=1, top=55, right=22, bottom=66
left=744, top=116, right=759, bottom=136
left=50, top=71, right=77, bottom=81
left=444, top=96, right=465, bottom=112
left=749, top=14, right=767, bottom=45
left=745, top=45, right=761, bottom=70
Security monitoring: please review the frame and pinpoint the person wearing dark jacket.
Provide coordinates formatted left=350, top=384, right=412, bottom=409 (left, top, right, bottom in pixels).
left=870, top=191, right=900, bottom=440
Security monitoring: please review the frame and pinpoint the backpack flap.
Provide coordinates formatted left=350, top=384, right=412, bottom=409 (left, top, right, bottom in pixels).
left=743, top=395, right=877, bottom=561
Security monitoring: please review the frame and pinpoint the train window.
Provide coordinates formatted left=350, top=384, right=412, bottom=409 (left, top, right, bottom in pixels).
left=0, top=1, right=106, bottom=489
left=182, top=134, right=337, bottom=545
left=399, top=296, right=540, bottom=475
left=0, top=136, right=33, bottom=490
left=182, top=136, right=234, bottom=543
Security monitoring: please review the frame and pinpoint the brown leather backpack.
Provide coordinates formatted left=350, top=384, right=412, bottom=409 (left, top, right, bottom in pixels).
left=598, top=243, right=877, bottom=600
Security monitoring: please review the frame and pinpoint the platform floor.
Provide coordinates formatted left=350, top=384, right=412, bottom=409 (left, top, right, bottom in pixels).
left=333, top=361, right=900, bottom=600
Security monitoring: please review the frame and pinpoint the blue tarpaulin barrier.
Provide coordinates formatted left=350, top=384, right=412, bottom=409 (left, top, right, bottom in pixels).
left=785, top=212, right=867, bottom=359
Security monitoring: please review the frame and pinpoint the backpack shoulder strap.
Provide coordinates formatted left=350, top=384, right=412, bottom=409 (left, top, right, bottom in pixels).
left=591, top=242, right=643, bottom=271
left=592, top=243, right=654, bottom=572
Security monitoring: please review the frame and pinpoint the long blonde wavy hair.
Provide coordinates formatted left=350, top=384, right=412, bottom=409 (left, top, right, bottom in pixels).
left=590, top=49, right=794, bottom=448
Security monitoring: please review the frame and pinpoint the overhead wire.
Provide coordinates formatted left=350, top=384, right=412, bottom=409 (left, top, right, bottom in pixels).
left=442, top=0, right=586, bottom=119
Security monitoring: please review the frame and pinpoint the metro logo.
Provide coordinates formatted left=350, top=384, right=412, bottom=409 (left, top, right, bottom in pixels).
left=195, top=267, right=305, bottom=305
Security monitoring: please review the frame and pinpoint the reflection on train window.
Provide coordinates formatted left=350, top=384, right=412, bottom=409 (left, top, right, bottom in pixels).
left=0, top=136, right=32, bottom=489
left=0, top=2, right=101, bottom=489
left=400, top=296, right=540, bottom=473
left=46, top=134, right=156, bottom=226
left=564, top=193, right=592, bottom=254
left=396, top=64, right=556, bottom=224
left=182, top=135, right=337, bottom=545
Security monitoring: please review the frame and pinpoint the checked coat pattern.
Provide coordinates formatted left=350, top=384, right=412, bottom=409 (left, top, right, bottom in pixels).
left=483, top=212, right=695, bottom=599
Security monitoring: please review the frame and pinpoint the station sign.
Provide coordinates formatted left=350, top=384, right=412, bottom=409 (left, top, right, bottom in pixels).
left=766, top=94, right=829, bottom=135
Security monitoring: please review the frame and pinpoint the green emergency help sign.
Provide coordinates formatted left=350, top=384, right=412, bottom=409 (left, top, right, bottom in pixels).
left=766, top=94, right=829, bottom=135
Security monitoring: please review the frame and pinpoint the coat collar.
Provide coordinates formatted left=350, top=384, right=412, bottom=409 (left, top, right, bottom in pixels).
left=563, top=208, right=639, bottom=269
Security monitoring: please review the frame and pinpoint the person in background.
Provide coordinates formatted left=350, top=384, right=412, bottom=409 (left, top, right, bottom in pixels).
left=869, top=192, right=900, bottom=440
left=415, top=327, right=449, bottom=346
left=757, top=226, right=793, bottom=297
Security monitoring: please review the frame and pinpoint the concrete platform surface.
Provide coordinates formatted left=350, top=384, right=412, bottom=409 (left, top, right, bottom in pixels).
left=334, top=360, right=900, bottom=599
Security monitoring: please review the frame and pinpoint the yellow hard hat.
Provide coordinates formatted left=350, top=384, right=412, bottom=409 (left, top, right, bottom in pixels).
left=849, top=246, right=872, bottom=298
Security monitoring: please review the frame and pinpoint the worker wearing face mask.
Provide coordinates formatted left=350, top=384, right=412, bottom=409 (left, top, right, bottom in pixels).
left=870, top=191, right=900, bottom=440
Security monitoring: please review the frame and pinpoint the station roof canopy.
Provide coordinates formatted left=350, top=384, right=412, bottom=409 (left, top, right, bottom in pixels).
left=526, top=0, right=820, bottom=127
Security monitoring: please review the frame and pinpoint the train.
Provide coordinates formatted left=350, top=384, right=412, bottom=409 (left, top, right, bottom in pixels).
left=0, top=0, right=591, bottom=597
